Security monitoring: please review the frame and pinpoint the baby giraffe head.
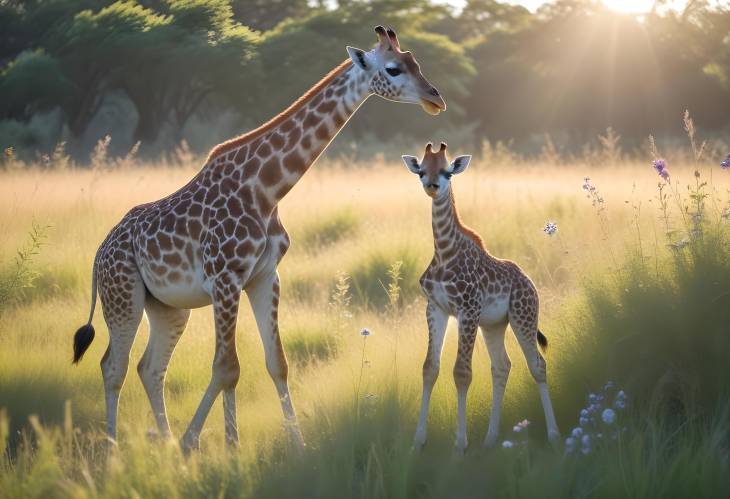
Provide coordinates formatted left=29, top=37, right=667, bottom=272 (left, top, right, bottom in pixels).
left=347, top=26, right=446, bottom=115
left=402, top=142, right=471, bottom=198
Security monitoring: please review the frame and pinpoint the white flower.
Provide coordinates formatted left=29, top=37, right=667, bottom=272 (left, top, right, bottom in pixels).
left=602, top=408, right=616, bottom=425
left=513, top=425, right=522, bottom=433
left=543, top=221, right=558, bottom=236
left=502, top=440, right=514, bottom=449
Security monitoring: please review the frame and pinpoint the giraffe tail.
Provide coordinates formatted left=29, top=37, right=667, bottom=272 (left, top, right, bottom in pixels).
left=537, top=329, right=548, bottom=352
left=72, top=251, right=99, bottom=364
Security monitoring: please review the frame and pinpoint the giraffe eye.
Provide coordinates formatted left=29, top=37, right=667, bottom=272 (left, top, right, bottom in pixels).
left=442, top=171, right=452, bottom=180
left=385, top=66, right=402, bottom=77
left=418, top=171, right=425, bottom=178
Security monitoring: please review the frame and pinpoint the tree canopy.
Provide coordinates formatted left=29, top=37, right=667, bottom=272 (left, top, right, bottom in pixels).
left=0, top=0, right=728, bottom=159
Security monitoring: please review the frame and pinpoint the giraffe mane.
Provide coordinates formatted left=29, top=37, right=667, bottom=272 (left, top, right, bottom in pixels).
left=450, top=188, right=487, bottom=251
left=205, top=59, right=354, bottom=163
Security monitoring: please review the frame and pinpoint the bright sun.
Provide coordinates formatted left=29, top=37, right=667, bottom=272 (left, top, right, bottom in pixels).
left=601, top=0, right=674, bottom=13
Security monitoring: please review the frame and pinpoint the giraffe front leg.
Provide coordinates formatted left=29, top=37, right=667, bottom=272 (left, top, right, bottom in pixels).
left=246, top=270, right=305, bottom=450
left=481, top=321, right=510, bottom=448
left=453, top=314, right=479, bottom=455
left=414, top=301, right=448, bottom=451
left=181, top=273, right=242, bottom=452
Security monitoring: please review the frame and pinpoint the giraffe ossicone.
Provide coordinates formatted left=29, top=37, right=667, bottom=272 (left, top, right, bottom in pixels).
left=71, top=25, right=445, bottom=451
left=403, top=142, right=560, bottom=454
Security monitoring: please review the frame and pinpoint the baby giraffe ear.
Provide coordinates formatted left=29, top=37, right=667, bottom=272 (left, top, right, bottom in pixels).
left=347, top=46, right=370, bottom=71
left=401, top=155, right=421, bottom=174
left=449, top=155, right=472, bottom=175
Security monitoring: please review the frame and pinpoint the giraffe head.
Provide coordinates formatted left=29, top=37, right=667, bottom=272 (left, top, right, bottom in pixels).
left=402, top=142, right=471, bottom=198
left=346, top=26, right=446, bottom=115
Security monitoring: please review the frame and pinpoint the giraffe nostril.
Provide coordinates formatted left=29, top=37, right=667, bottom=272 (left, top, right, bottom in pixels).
left=428, top=183, right=439, bottom=189
left=428, top=87, right=440, bottom=97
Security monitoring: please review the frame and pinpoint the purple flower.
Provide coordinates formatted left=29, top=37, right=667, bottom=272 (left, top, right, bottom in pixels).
left=653, top=159, right=670, bottom=181
left=721, top=155, right=730, bottom=169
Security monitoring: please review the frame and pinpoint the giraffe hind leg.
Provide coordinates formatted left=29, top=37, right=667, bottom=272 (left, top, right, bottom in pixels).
left=509, top=310, right=560, bottom=442
left=98, top=256, right=146, bottom=443
left=138, top=293, right=190, bottom=438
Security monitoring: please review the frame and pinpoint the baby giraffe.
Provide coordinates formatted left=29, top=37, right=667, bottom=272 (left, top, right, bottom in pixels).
left=402, top=142, right=560, bottom=453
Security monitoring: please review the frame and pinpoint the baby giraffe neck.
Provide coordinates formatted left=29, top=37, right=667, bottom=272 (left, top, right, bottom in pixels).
left=431, top=187, right=460, bottom=261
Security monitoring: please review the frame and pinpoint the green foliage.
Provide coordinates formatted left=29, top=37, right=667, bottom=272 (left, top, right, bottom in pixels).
left=298, top=208, right=360, bottom=249
left=0, top=222, right=50, bottom=313
left=349, top=247, right=421, bottom=309
left=283, top=326, right=340, bottom=367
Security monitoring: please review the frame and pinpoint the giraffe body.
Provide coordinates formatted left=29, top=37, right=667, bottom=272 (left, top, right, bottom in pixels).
left=402, top=143, right=560, bottom=453
left=72, top=26, right=446, bottom=451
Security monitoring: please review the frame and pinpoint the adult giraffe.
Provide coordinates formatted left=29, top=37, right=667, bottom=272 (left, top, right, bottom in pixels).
left=72, top=26, right=446, bottom=451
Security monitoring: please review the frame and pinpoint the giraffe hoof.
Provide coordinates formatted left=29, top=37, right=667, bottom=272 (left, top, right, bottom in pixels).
left=483, top=433, right=499, bottom=448
left=180, top=432, right=201, bottom=454
left=413, top=430, right=427, bottom=451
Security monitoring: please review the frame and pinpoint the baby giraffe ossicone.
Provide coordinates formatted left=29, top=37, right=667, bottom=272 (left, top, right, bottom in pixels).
left=402, top=142, right=560, bottom=453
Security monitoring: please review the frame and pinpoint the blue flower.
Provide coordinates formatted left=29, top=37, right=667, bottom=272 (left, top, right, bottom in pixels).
left=721, top=155, right=730, bottom=169
left=502, top=440, right=514, bottom=449
left=571, top=427, right=583, bottom=438
left=360, top=328, right=371, bottom=336
left=579, top=417, right=589, bottom=426
left=602, top=408, right=617, bottom=424
left=580, top=409, right=589, bottom=417
left=565, top=437, right=576, bottom=452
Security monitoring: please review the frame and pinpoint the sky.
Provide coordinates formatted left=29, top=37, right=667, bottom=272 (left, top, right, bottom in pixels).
left=445, top=0, right=694, bottom=14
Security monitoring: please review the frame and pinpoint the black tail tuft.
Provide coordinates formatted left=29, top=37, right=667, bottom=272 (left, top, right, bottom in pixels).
left=73, top=324, right=95, bottom=364
left=537, top=329, right=548, bottom=352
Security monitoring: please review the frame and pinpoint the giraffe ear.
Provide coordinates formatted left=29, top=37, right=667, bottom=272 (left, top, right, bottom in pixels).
left=449, top=155, right=471, bottom=175
left=402, top=155, right=420, bottom=174
left=347, top=46, right=370, bottom=71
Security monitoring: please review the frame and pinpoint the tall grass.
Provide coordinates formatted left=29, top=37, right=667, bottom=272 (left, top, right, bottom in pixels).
left=1, top=128, right=729, bottom=497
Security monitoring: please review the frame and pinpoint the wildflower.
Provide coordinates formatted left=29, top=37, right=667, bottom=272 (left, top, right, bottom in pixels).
left=602, top=408, right=616, bottom=425
left=580, top=435, right=591, bottom=455
left=543, top=221, right=558, bottom=236
left=565, top=437, right=576, bottom=452
left=616, top=390, right=626, bottom=400
left=721, top=155, right=730, bottom=169
left=580, top=409, right=589, bottom=417
left=360, top=328, right=371, bottom=336
left=502, top=440, right=514, bottom=449
left=579, top=417, right=589, bottom=427
left=571, top=427, right=583, bottom=438
left=604, top=380, right=615, bottom=390
left=653, top=159, right=670, bottom=181
left=588, top=393, right=598, bottom=404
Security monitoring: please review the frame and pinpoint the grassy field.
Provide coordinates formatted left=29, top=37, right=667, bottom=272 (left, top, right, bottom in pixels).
left=1, top=150, right=729, bottom=498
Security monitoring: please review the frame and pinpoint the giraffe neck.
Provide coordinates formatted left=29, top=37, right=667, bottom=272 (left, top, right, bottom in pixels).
left=220, top=60, right=372, bottom=213
left=431, top=187, right=485, bottom=262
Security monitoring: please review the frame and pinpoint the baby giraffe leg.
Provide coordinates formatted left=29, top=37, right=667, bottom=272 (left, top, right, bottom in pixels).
left=481, top=321, right=511, bottom=447
left=510, top=317, right=560, bottom=442
left=453, top=315, right=479, bottom=454
left=414, top=301, right=449, bottom=450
